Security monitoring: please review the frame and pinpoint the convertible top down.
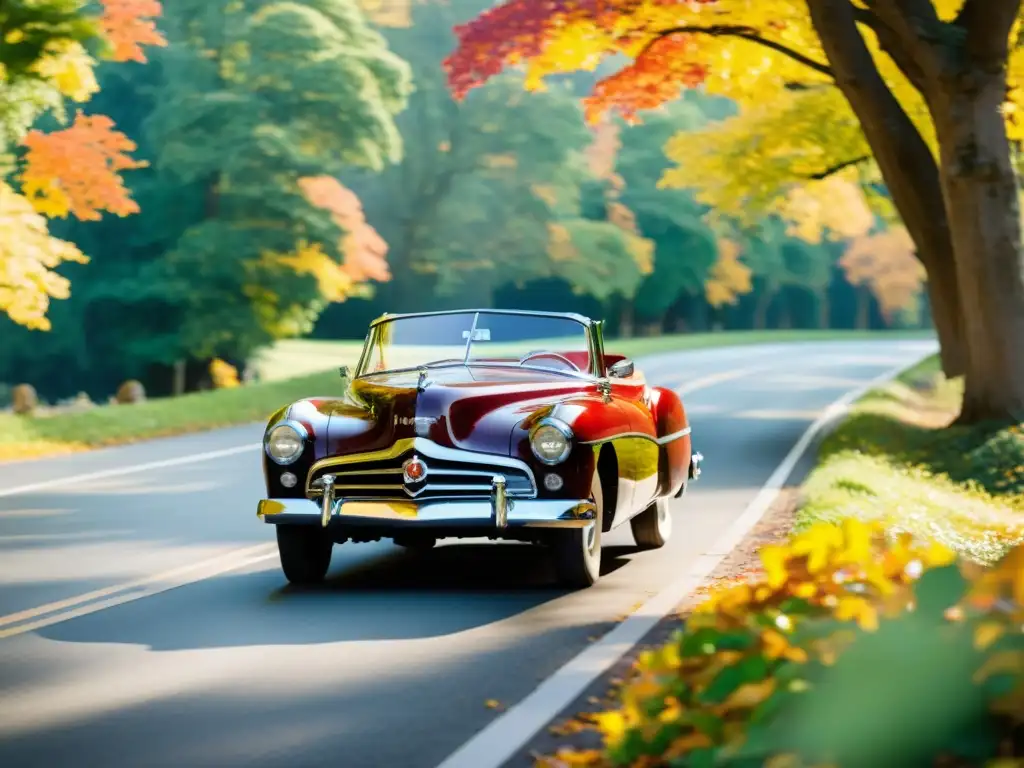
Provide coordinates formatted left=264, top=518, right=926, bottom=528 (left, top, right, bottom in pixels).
left=257, top=309, right=702, bottom=588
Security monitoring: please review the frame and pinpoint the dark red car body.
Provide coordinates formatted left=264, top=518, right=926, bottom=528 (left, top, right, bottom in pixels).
left=257, top=310, right=701, bottom=587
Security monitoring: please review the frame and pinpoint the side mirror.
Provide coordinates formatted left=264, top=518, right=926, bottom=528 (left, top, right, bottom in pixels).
left=339, top=365, right=350, bottom=380
left=608, top=358, right=634, bottom=379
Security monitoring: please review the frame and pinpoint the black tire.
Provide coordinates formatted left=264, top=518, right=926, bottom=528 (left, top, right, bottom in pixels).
left=630, top=497, right=672, bottom=549
left=551, top=472, right=603, bottom=588
left=276, top=525, right=333, bottom=585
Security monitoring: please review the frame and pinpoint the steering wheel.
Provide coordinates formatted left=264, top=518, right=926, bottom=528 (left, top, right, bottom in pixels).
left=518, top=350, right=581, bottom=372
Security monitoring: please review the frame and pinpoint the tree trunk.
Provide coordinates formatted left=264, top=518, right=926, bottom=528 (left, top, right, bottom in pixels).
left=854, top=286, right=871, bottom=330
left=931, top=77, right=1024, bottom=422
left=778, top=301, right=792, bottom=330
left=818, top=289, right=830, bottom=329
left=806, top=1, right=968, bottom=378
left=619, top=301, right=634, bottom=338
left=753, top=283, right=775, bottom=330
left=172, top=360, right=186, bottom=397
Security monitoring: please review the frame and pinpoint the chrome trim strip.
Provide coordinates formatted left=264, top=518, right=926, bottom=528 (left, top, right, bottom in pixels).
left=658, top=426, right=693, bottom=445
left=578, top=426, right=691, bottom=447
left=256, top=497, right=597, bottom=528
left=369, top=308, right=593, bottom=328
left=306, top=437, right=538, bottom=496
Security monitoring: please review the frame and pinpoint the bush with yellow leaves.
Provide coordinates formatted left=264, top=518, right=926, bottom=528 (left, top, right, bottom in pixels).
left=544, top=520, right=1023, bottom=768
left=209, top=359, right=240, bottom=389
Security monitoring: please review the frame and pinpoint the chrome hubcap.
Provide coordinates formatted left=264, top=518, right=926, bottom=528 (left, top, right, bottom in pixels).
left=585, top=522, right=597, bottom=555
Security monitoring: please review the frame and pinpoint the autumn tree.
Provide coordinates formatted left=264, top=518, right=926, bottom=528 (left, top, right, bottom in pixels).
left=842, top=225, right=928, bottom=328
left=0, top=0, right=165, bottom=330
left=444, top=0, right=1024, bottom=423
left=141, top=0, right=410, bottom=363
left=339, top=0, right=652, bottom=313
left=612, top=95, right=729, bottom=332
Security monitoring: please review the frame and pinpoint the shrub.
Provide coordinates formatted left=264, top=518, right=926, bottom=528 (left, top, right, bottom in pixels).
left=209, top=358, right=240, bottom=389
left=12, top=384, right=38, bottom=415
left=115, top=380, right=146, bottom=404
left=543, top=520, right=1023, bottom=768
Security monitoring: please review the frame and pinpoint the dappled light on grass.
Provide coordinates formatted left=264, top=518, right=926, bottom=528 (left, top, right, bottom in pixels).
left=798, top=356, right=1024, bottom=565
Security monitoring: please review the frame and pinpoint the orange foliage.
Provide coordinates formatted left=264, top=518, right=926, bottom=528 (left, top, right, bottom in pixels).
left=19, top=113, right=147, bottom=221
left=298, top=176, right=391, bottom=283
left=840, top=226, right=926, bottom=320
left=582, top=34, right=707, bottom=124
left=705, top=238, right=752, bottom=307
left=98, top=0, right=167, bottom=63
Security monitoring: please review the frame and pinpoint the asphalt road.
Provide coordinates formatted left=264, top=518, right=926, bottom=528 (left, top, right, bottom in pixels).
left=0, top=339, right=936, bottom=768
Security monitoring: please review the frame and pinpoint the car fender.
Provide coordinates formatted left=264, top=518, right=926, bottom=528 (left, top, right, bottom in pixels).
left=262, top=397, right=340, bottom=496
left=510, top=394, right=631, bottom=524
left=646, top=385, right=692, bottom=498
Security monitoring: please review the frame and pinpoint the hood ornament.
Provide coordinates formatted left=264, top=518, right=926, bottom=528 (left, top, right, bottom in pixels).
left=416, top=366, right=430, bottom=392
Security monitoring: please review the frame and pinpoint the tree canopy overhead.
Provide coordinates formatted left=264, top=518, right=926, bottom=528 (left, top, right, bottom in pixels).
left=444, top=0, right=1024, bottom=423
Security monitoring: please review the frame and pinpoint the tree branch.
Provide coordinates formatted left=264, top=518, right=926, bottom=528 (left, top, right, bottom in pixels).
left=861, top=0, right=951, bottom=89
left=956, top=0, right=1021, bottom=68
left=637, top=25, right=833, bottom=78
left=850, top=6, right=928, bottom=92
left=807, top=155, right=871, bottom=180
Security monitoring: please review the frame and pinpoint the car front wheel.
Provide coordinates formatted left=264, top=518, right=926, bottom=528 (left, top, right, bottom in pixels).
left=551, top=473, right=603, bottom=588
left=276, top=525, right=333, bottom=585
left=630, top=496, right=672, bottom=549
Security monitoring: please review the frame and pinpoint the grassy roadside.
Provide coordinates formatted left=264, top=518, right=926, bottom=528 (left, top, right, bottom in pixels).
left=796, top=354, right=1024, bottom=563
left=253, top=328, right=931, bottom=381
left=0, top=328, right=929, bottom=464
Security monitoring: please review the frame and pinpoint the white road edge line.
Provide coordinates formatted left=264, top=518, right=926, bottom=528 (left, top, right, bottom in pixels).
left=0, top=443, right=263, bottom=499
left=433, top=345, right=937, bottom=768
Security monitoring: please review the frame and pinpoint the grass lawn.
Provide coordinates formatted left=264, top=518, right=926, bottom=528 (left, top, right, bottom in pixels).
left=797, top=355, right=1024, bottom=563
left=1, top=328, right=931, bottom=463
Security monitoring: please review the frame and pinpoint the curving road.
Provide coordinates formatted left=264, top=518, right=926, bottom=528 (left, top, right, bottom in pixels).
left=0, top=339, right=935, bottom=768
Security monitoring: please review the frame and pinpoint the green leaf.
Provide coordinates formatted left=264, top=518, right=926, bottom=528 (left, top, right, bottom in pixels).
left=680, top=627, right=756, bottom=657
left=676, top=747, right=718, bottom=768
left=680, top=711, right=724, bottom=740
left=914, top=565, right=968, bottom=616
left=698, top=656, right=770, bottom=705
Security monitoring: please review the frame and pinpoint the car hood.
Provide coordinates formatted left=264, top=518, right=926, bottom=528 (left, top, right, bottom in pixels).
left=316, top=366, right=597, bottom=457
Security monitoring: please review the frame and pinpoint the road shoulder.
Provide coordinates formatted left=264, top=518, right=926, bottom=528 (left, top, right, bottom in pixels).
left=501, top=483, right=803, bottom=767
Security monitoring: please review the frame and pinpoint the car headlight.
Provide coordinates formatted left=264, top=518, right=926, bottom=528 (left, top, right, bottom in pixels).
left=265, top=422, right=307, bottom=465
left=530, top=418, right=573, bottom=465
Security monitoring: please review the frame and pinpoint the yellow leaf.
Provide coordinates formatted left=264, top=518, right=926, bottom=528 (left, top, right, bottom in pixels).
left=974, top=622, right=1006, bottom=651
left=718, top=678, right=776, bottom=713
left=0, top=181, right=89, bottom=330
left=760, top=544, right=790, bottom=589
left=592, top=710, right=627, bottom=745
left=974, top=651, right=1024, bottom=683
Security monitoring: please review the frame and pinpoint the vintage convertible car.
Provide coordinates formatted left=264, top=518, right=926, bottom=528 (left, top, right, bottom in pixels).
left=256, top=309, right=702, bottom=588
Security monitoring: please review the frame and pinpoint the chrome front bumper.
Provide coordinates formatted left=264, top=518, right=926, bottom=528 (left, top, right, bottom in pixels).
left=257, top=496, right=597, bottom=530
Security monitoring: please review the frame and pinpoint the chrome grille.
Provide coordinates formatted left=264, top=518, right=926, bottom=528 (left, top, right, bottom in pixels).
left=308, top=442, right=536, bottom=501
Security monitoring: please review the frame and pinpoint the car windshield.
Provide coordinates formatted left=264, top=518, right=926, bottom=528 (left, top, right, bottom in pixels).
left=355, top=311, right=593, bottom=378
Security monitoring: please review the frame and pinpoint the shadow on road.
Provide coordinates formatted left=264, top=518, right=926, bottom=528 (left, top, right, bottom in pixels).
left=34, top=542, right=637, bottom=652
